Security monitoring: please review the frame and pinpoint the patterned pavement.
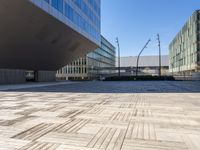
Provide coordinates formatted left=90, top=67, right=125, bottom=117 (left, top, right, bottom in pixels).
left=0, top=81, right=200, bottom=150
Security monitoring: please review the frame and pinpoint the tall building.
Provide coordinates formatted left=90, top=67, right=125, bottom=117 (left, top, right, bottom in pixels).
left=169, top=10, right=200, bottom=76
left=0, top=0, right=101, bottom=83
left=56, top=36, right=116, bottom=80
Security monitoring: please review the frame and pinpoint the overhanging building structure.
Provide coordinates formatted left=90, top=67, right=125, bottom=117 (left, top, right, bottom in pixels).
left=0, top=0, right=101, bottom=83
left=169, top=10, right=200, bottom=76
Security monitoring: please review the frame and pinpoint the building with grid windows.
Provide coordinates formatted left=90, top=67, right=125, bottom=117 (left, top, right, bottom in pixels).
left=169, top=10, right=200, bottom=77
left=56, top=36, right=116, bottom=80
left=0, top=0, right=101, bottom=83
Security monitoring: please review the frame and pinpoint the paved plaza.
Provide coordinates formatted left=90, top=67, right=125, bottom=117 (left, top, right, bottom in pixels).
left=0, top=81, right=200, bottom=150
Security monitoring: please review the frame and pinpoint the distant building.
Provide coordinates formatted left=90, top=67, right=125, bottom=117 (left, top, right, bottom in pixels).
left=56, top=36, right=116, bottom=80
left=115, top=55, right=169, bottom=76
left=169, top=10, right=200, bottom=76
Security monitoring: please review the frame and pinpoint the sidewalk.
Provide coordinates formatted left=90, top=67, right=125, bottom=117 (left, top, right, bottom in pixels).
left=0, top=81, right=78, bottom=91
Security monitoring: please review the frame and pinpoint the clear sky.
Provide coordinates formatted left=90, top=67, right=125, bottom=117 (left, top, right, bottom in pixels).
left=101, top=0, right=200, bottom=57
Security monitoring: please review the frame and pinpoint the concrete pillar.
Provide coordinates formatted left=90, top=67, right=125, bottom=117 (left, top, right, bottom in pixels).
left=35, top=71, right=56, bottom=82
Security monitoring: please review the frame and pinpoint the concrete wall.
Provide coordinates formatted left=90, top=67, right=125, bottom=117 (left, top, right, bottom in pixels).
left=0, top=69, right=56, bottom=84
left=116, top=55, right=169, bottom=67
left=35, top=71, right=56, bottom=82
left=0, top=69, right=26, bottom=84
left=192, top=73, right=200, bottom=80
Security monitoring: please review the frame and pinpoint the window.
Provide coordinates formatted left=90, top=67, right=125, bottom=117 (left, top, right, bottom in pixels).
left=52, top=0, right=63, bottom=13
left=64, top=3, right=73, bottom=21
left=44, top=0, right=49, bottom=3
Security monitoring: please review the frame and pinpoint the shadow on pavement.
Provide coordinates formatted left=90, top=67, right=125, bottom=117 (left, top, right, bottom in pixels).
left=2, top=81, right=200, bottom=93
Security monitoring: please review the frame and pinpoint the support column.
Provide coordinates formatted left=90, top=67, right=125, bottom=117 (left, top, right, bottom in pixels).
left=35, top=71, right=56, bottom=82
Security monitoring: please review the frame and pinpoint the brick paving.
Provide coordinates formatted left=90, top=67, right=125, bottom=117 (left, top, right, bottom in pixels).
left=0, top=81, right=200, bottom=150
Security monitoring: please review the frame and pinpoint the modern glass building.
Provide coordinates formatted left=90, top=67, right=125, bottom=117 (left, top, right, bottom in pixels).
left=30, top=0, right=101, bottom=45
left=0, top=0, right=101, bottom=83
left=169, top=10, right=200, bottom=75
left=56, top=36, right=116, bottom=80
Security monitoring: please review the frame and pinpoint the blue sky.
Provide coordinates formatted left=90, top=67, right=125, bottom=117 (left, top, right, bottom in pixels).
left=101, top=0, right=200, bottom=57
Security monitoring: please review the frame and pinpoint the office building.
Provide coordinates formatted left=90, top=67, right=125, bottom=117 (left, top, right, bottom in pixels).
left=0, top=0, right=101, bottom=83
left=56, top=36, right=116, bottom=80
left=169, top=10, right=200, bottom=76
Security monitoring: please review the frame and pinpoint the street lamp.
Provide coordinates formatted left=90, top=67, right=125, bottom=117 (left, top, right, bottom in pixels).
left=116, top=37, right=121, bottom=77
left=136, top=39, right=151, bottom=77
left=157, top=34, right=162, bottom=77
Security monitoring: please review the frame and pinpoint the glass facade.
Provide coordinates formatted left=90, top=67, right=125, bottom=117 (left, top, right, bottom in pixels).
left=169, top=10, right=200, bottom=75
left=30, top=0, right=101, bottom=45
left=57, top=36, right=116, bottom=80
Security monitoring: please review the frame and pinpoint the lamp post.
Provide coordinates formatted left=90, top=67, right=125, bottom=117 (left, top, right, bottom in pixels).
left=116, top=37, right=121, bottom=77
left=157, top=34, right=162, bottom=76
left=136, top=39, right=151, bottom=77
